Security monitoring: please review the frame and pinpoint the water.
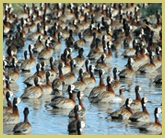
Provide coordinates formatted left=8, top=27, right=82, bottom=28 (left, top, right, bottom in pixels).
left=3, top=29, right=162, bottom=135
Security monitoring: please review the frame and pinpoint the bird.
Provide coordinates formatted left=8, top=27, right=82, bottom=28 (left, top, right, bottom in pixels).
left=72, top=68, right=86, bottom=92
left=41, top=71, right=53, bottom=95
left=13, top=107, right=32, bottom=134
left=121, top=85, right=142, bottom=110
left=21, top=77, right=43, bottom=99
left=84, top=65, right=96, bottom=88
left=89, top=69, right=106, bottom=100
left=137, top=107, right=162, bottom=134
left=129, top=97, right=150, bottom=122
left=109, top=98, right=134, bottom=120
left=118, top=62, right=134, bottom=78
left=3, top=97, right=20, bottom=125
left=69, top=91, right=86, bottom=118
left=49, top=85, right=76, bottom=109
left=52, top=62, right=65, bottom=91
left=91, top=76, right=115, bottom=103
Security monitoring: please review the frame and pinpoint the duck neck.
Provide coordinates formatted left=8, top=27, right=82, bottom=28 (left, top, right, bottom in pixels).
left=108, top=47, right=113, bottom=55
left=107, top=82, right=114, bottom=93
left=155, top=113, right=162, bottom=127
left=13, top=104, right=19, bottom=115
left=6, top=81, right=11, bottom=91
left=113, top=70, right=118, bottom=81
left=79, top=98, right=85, bottom=110
left=126, top=105, right=133, bottom=114
left=99, top=76, right=105, bottom=86
left=142, top=103, right=149, bottom=114
left=70, top=92, right=76, bottom=104
left=59, top=67, right=63, bottom=78
left=158, top=55, right=162, bottom=61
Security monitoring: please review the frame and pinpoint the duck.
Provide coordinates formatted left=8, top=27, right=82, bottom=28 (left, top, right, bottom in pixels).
left=109, top=98, right=134, bottom=120
left=87, top=38, right=103, bottom=60
left=91, top=76, right=115, bottom=103
left=137, top=107, right=162, bottom=134
left=23, top=63, right=43, bottom=86
left=154, top=47, right=162, bottom=69
left=62, top=50, right=71, bottom=75
left=27, top=23, right=42, bottom=41
left=21, top=77, right=43, bottom=99
left=63, top=59, right=76, bottom=85
left=72, top=68, right=86, bottom=92
left=41, top=72, right=53, bottom=95
left=137, top=49, right=156, bottom=73
left=20, top=45, right=36, bottom=71
left=16, top=50, right=28, bottom=67
left=8, top=58, right=19, bottom=83
left=84, top=65, right=96, bottom=88
left=69, top=91, right=86, bottom=118
left=129, top=97, right=150, bottom=122
left=110, top=67, right=121, bottom=93
left=13, top=107, right=32, bottom=134
left=105, top=41, right=113, bottom=63
left=68, top=105, right=85, bottom=133
left=52, top=62, right=65, bottom=91
left=139, top=47, right=150, bottom=65
left=122, top=39, right=138, bottom=58
left=38, top=43, right=52, bottom=60
left=17, top=4, right=29, bottom=19
left=3, top=97, right=20, bottom=125
left=5, top=46, right=18, bottom=66
left=3, top=77, right=13, bottom=94
left=118, top=61, right=134, bottom=78
left=89, top=69, right=106, bottom=100
left=83, top=59, right=90, bottom=79
left=73, top=48, right=85, bottom=68
left=3, top=91, right=13, bottom=115
left=32, top=35, right=44, bottom=53
left=153, top=73, right=162, bottom=84
left=65, top=29, right=75, bottom=46
left=46, top=57, right=57, bottom=79
left=74, top=32, right=85, bottom=49
left=52, top=32, right=62, bottom=50
left=122, top=85, right=142, bottom=110
left=6, top=44, right=17, bottom=56
left=112, top=86, right=126, bottom=103
left=95, top=54, right=108, bottom=72
left=49, top=85, right=76, bottom=109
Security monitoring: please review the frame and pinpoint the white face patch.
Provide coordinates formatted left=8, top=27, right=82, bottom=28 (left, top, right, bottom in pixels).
left=71, top=85, right=75, bottom=90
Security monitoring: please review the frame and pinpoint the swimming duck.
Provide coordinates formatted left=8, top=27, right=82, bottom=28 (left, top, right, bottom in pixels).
left=63, top=59, right=76, bottom=85
left=109, top=98, right=134, bottom=120
left=20, top=45, right=36, bottom=71
left=8, top=58, right=19, bottom=83
left=49, top=85, right=76, bottom=109
left=91, top=76, right=115, bottom=103
left=122, top=85, right=142, bottom=110
left=95, top=54, right=108, bottom=72
left=138, top=49, right=156, bottom=73
left=33, top=35, right=44, bottom=53
left=84, top=65, right=96, bottom=88
left=21, top=77, right=43, bottom=99
left=38, top=43, right=52, bottom=60
left=89, top=69, right=106, bottom=100
left=69, top=91, right=86, bottom=118
left=153, top=73, right=162, bottom=84
left=3, top=97, right=20, bottom=125
left=68, top=105, right=85, bottom=133
left=74, top=32, right=85, bottom=49
left=52, top=62, right=65, bottom=91
left=83, top=59, right=91, bottom=79
left=154, top=47, right=162, bottom=69
left=112, top=86, right=126, bottom=103
left=138, top=107, right=162, bottom=134
left=72, top=68, right=86, bottom=92
left=41, top=72, right=53, bottom=95
left=73, top=48, right=85, bottom=68
left=129, top=97, right=150, bottom=122
left=3, top=91, right=13, bottom=115
left=23, top=63, right=43, bottom=86
left=118, top=61, right=134, bottom=78
left=13, top=107, right=32, bottom=134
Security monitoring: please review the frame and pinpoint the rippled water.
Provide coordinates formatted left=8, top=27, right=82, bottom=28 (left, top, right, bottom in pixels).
left=3, top=30, right=162, bottom=135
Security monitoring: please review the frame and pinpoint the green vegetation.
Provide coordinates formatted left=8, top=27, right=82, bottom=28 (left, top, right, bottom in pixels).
left=141, top=3, right=162, bottom=18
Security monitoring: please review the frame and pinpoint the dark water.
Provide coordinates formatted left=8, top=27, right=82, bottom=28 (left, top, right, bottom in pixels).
left=3, top=29, right=162, bottom=135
